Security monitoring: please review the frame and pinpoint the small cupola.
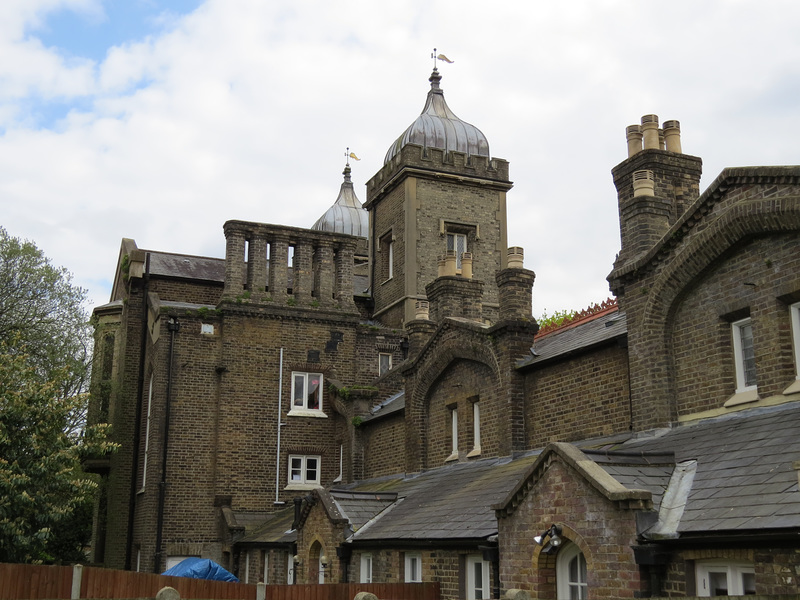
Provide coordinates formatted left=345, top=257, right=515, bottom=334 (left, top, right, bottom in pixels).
left=384, top=67, right=490, bottom=164
left=312, top=162, right=369, bottom=238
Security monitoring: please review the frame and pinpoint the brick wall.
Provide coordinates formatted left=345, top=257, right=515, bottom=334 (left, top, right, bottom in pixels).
left=524, top=345, right=631, bottom=448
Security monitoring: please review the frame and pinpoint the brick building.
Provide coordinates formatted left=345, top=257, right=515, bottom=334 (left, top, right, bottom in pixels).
left=87, top=66, right=800, bottom=598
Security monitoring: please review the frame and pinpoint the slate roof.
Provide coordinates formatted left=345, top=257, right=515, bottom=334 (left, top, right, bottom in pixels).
left=330, top=491, right=398, bottom=532
left=335, top=453, right=540, bottom=542
left=518, top=310, right=627, bottom=368
left=616, top=401, right=800, bottom=534
left=236, top=506, right=297, bottom=545
left=583, top=450, right=674, bottom=512
left=362, top=390, right=405, bottom=423
left=147, top=250, right=226, bottom=282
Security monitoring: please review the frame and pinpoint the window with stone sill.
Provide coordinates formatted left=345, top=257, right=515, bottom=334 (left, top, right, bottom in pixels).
left=696, top=561, right=755, bottom=596
left=467, top=398, right=481, bottom=458
left=286, top=454, right=321, bottom=489
left=288, top=372, right=325, bottom=417
left=379, top=352, right=392, bottom=376
left=405, top=553, right=422, bottom=583
left=787, top=302, right=800, bottom=394
left=446, top=405, right=458, bottom=462
left=360, top=553, right=373, bottom=584
left=726, top=317, right=758, bottom=407
left=380, top=232, right=393, bottom=282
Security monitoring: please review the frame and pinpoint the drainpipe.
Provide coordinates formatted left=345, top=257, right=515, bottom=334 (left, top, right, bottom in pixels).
left=154, top=316, right=180, bottom=572
left=275, top=348, right=285, bottom=505
left=125, top=252, right=150, bottom=570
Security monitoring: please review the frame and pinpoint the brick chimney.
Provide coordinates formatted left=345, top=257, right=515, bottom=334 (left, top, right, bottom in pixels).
left=612, top=115, right=702, bottom=264
left=496, top=247, right=535, bottom=322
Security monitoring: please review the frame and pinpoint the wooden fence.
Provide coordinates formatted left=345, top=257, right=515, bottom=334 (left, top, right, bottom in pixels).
left=0, top=564, right=440, bottom=600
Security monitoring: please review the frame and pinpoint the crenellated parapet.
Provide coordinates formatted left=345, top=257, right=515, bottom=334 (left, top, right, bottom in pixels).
left=222, top=220, right=358, bottom=310
left=365, top=144, right=510, bottom=208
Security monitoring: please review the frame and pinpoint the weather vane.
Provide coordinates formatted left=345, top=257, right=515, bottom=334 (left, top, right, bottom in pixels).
left=431, top=48, right=454, bottom=70
left=345, top=147, right=360, bottom=166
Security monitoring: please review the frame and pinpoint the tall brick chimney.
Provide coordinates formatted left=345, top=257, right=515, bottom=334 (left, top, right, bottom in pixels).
left=612, top=115, right=702, bottom=265
left=496, top=247, right=535, bottom=322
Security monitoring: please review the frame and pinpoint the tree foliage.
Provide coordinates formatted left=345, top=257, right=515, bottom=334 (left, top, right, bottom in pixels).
left=0, top=228, right=116, bottom=563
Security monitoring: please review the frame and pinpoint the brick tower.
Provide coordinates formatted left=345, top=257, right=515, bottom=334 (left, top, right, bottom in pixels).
left=364, top=67, right=512, bottom=327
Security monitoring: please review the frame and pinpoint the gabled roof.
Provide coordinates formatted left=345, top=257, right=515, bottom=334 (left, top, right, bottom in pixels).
left=234, top=506, right=296, bottom=545
left=518, top=309, right=626, bottom=369
left=337, top=454, right=540, bottom=543
left=619, top=401, right=800, bottom=535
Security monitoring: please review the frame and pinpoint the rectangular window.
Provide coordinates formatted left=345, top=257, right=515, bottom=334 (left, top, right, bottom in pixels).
left=263, top=551, right=269, bottom=584
left=140, top=373, right=154, bottom=491
left=287, top=455, right=321, bottom=487
left=291, top=372, right=323, bottom=412
left=360, top=553, right=373, bottom=583
left=380, top=232, right=393, bottom=282
left=732, top=318, right=757, bottom=392
left=467, top=555, right=491, bottom=600
left=379, top=352, right=392, bottom=376
left=468, top=399, right=481, bottom=458
left=446, top=406, right=458, bottom=462
left=446, top=232, right=468, bottom=270
left=405, top=553, right=422, bottom=583
left=791, top=302, right=800, bottom=379
left=696, top=562, right=755, bottom=596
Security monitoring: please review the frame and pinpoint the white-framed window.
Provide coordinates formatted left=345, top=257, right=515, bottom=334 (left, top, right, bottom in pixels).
left=244, top=550, right=250, bottom=583
left=468, top=399, right=481, bottom=458
left=466, top=555, right=491, bottom=600
left=557, top=543, right=587, bottom=600
left=140, top=373, right=154, bottom=491
left=380, top=232, right=394, bottom=282
left=405, top=552, right=422, bottom=582
left=447, top=406, right=458, bottom=461
left=379, top=352, right=392, bottom=376
left=791, top=302, right=800, bottom=379
left=287, top=455, right=321, bottom=488
left=289, top=372, right=324, bottom=415
left=360, top=553, right=373, bottom=583
left=263, top=551, right=269, bottom=584
left=136, top=549, right=141, bottom=572
left=333, top=443, right=343, bottom=483
left=696, top=561, right=755, bottom=596
left=166, top=555, right=197, bottom=570
left=447, top=232, right=468, bottom=270
left=732, top=318, right=757, bottom=392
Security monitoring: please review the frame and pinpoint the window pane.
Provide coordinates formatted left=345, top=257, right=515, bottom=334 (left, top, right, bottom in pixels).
left=290, top=457, right=303, bottom=481
left=741, top=571, right=755, bottom=595
left=293, top=374, right=305, bottom=407
left=739, top=323, right=757, bottom=387
left=306, top=457, right=318, bottom=482
left=709, top=571, right=728, bottom=596
left=307, top=375, right=320, bottom=410
left=474, top=562, right=484, bottom=599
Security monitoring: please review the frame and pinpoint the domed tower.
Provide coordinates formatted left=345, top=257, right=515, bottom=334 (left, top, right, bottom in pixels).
left=313, top=161, right=369, bottom=261
left=365, top=67, right=512, bottom=327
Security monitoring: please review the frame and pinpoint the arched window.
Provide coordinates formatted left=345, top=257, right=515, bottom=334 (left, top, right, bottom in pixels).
left=557, top=543, right=587, bottom=600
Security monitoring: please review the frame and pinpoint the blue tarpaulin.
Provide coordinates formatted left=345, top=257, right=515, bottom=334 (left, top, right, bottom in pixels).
left=162, top=557, right=239, bottom=582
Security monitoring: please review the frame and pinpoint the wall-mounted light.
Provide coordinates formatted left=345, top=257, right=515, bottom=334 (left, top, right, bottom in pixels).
left=534, top=524, right=563, bottom=554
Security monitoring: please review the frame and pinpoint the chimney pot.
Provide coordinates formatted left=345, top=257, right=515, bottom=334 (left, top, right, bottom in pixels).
left=626, top=125, right=643, bottom=157
left=415, top=300, right=430, bottom=320
left=461, top=252, right=473, bottom=279
left=641, top=114, right=660, bottom=150
left=444, top=250, right=457, bottom=276
left=632, top=170, right=655, bottom=197
left=663, top=120, right=682, bottom=153
left=507, top=247, right=524, bottom=269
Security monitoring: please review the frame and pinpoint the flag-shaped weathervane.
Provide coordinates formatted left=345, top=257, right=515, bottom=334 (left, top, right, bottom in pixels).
left=432, top=48, right=454, bottom=68
left=346, top=148, right=360, bottom=165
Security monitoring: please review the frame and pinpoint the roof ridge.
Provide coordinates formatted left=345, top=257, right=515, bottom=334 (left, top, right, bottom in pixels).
left=536, top=298, right=618, bottom=338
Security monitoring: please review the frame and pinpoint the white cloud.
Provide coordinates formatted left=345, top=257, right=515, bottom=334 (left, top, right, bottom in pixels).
left=1, top=0, right=800, bottom=317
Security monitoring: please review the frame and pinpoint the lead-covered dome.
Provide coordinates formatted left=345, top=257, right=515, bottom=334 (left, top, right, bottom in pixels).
left=312, top=164, right=369, bottom=238
left=384, top=68, right=490, bottom=164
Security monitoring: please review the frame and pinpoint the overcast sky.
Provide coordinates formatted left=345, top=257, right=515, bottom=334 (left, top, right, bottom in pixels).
left=2, top=0, right=799, bottom=319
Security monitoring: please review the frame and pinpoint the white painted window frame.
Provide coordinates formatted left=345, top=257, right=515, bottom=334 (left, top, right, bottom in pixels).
left=696, top=561, right=755, bottom=596
left=446, top=406, right=459, bottom=462
left=731, top=318, right=757, bottom=392
left=360, top=553, right=373, bottom=584
left=289, top=371, right=325, bottom=416
left=791, top=302, right=800, bottom=380
left=446, top=231, right=468, bottom=270
left=379, top=352, right=392, bottom=376
left=466, top=554, right=491, bottom=600
left=286, top=454, right=321, bottom=489
left=405, top=552, right=422, bottom=583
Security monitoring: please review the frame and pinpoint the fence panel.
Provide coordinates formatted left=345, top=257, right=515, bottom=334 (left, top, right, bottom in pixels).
left=0, top=564, right=438, bottom=600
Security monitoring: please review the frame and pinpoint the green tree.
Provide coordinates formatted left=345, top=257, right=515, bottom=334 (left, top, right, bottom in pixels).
left=0, top=228, right=116, bottom=563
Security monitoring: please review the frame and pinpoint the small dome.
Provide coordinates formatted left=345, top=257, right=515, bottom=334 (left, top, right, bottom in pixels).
left=384, top=68, right=490, bottom=164
left=312, top=164, right=369, bottom=238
